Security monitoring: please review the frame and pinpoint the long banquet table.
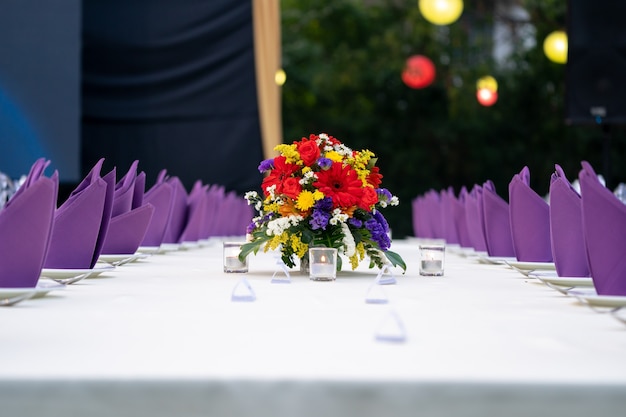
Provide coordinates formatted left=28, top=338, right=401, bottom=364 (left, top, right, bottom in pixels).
left=1, top=239, right=626, bottom=417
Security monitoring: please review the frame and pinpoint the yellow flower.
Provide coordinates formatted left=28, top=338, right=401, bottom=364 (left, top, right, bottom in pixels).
left=325, top=150, right=343, bottom=163
left=312, top=190, right=324, bottom=200
left=266, top=232, right=289, bottom=252
left=290, top=235, right=308, bottom=258
left=295, top=190, right=316, bottom=211
left=275, top=144, right=301, bottom=164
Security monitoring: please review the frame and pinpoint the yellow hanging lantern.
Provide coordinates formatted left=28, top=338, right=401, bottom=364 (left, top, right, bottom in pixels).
left=418, top=0, right=464, bottom=26
left=476, top=75, right=498, bottom=93
left=275, top=69, right=286, bottom=86
left=543, top=30, right=568, bottom=64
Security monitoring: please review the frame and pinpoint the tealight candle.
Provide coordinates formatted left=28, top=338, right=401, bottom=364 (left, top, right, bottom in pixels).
left=419, top=244, right=445, bottom=276
left=308, top=247, right=338, bottom=281
left=223, top=242, right=248, bottom=273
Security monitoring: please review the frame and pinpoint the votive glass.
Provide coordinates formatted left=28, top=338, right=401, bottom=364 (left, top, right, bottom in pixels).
left=308, top=247, right=338, bottom=281
left=419, top=244, right=445, bottom=276
left=223, top=242, right=249, bottom=273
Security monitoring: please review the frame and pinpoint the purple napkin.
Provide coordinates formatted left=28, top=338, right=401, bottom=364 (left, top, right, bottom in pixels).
left=440, top=187, right=459, bottom=244
left=0, top=159, right=57, bottom=287
left=101, top=203, right=155, bottom=254
left=453, top=187, right=473, bottom=248
left=162, top=177, right=188, bottom=244
left=214, top=191, right=248, bottom=236
left=44, top=158, right=109, bottom=269
left=482, top=180, right=515, bottom=257
left=549, top=164, right=590, bottom=277
left=179, top=180, right=209, bottom=243
left=508, top=166, right=552, bottom=262
left=201, top=184, right=224, bottom=238
left=140, top=178, right=174, bottom=247
left=464, top=185, right=488, bottom=253
left=132, top=171, right=146, bottom=210
left=90, top=168, right=116, bottom=266
left=579, top=161, right=626, bottom=295
left=111, top=160, right=139, bottom=217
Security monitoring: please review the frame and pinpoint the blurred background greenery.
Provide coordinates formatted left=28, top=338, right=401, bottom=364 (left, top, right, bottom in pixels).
left=280, top=0, right=626, bottom=237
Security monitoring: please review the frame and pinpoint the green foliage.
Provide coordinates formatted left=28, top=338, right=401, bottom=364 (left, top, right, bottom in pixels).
left=281, top=0, right=626, bottom=237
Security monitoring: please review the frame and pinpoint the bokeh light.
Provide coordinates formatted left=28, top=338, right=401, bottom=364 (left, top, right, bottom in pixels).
left=418, top=0, right=464, bottom=26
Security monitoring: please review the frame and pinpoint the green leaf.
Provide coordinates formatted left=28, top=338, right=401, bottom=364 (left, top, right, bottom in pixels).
left=238, top=241, right=263, bottom=262
left=384, top=250, right=406, bottom=273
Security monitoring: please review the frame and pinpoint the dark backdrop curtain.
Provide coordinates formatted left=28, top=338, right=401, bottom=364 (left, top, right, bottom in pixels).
left=81, top=0, right=263, bottom=193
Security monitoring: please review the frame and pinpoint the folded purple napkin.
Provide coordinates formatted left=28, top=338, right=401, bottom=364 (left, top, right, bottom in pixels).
left=44, top=158, right=109, bottom=269
left=90, top=168, right=116, bottom=266
left=441, top=188, right=459, bottom=245
left=482, top=180, right=515, bottom=257
left=0, top=159, right=57, bottom=287
left=464, top=185, right=488, bottom=253
left=132, top=171, right=146, bottom=210
left=453, top=187, right=473, bottom=248
left=201, top=185, right=224, bottom=238
left=508, top=166, right=552, bottom=262
left=162, top=176, right=188, bottom=244
left=579, top=161, right=626, bottom=295
left=111, top=160, right=139, bottom=218
left=179, top=180, right=209, bottom=243
left=549, top=164, right=590, bottom=277
left=140, top=177, right=174, bottom=247
left=213, top=191, right=249, bottom=236
left=101, top=203, right=155, bottom=254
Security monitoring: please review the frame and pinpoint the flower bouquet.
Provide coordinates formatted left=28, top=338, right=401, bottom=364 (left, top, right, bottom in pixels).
left=239, top=133, right=406, bottom=273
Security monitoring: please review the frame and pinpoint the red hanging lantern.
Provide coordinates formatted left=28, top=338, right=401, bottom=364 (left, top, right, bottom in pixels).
left=476, top=87, right=498, bottom=106
left=402, top=55, right=436, bottom=89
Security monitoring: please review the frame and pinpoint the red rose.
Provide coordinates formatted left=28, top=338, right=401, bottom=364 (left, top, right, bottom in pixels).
left=359, top=186, right=379, bottom=210
left=282, top=177, right=302, bottom=199
left=297, top=140, right=321, bottom=166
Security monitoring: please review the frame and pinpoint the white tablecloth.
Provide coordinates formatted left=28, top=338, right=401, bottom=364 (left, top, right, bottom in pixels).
left=1, top=240, right=626, bottom=417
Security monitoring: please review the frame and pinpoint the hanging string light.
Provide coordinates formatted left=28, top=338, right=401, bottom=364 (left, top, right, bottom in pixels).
left=543, top=30, right=568, bottom=64
left=476, top=75, right=498, bottom=93
left=401, top=55, right=436, bottom=89
left=275, top=69, right=286, bottom=86
left=476, top=88, right=498, bottom=106
left=418, top=0, right=464, bottom=26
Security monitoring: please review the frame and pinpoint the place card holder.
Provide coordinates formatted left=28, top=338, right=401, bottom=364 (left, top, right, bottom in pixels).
left=374, top=310, right=407, bottom=343
left=231, top=277, right=256, bottom=302
left=365, top=283, right=389, bottom=304
left=374, top=264, right=396, bottom=285
left=271, top=257, right=292, bottom=284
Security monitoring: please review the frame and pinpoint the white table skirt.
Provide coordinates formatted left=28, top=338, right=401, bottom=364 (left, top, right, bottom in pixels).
left=1, top=240, right=625, bottom=416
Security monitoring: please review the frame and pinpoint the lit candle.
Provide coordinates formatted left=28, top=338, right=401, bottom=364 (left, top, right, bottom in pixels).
left=419, top=244, right=445, bottom=276
left=308, top=248, right=337, bottom=281
left=223, top=242, right=249, bottom=273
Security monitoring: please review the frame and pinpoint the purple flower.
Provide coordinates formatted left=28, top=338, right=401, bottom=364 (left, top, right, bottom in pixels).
left=258, top=159, right=274, bottom=173
left=310, top=210, right=330, bottom=230
left=314, top=197, right=333, bottom=211
left=376, top=188, right=392, bottom=202
left=317, top=157, right=332, bottom=170
left=349, top=218, right=363, bottom=228
left=373, top=210, right=390, bottom=233
left=310, top=197, right=333, bottom=230
left=365, top=214, right=391, bottom=251
left=246, top=221, right=257, bottom=234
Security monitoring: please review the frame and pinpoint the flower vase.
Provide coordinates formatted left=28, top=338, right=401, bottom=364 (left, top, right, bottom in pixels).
left=299, top=254, right=309, bottom=275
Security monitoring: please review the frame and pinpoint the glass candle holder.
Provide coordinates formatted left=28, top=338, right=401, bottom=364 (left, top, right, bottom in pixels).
left=223, top=242, right=249, bottom=273
left=419, top=244, right=445, bottom=276
left=308, top=247, right=337, bottom=281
